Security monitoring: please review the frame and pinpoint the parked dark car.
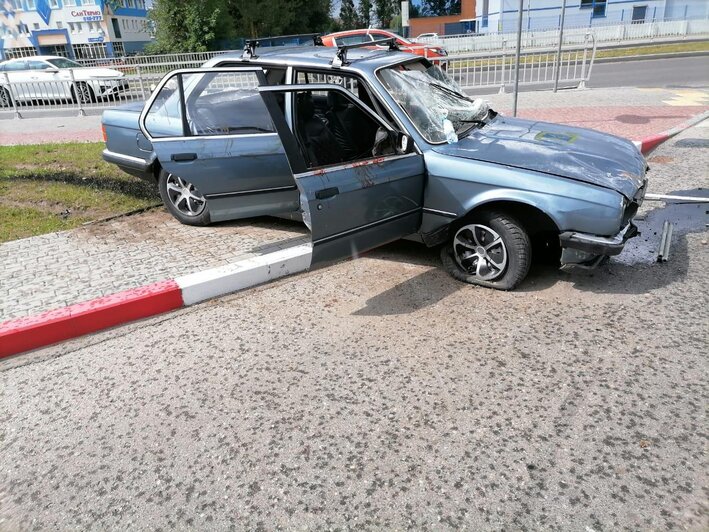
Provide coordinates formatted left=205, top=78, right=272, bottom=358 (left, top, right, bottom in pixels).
left=101, top=42, right=647, bottom=289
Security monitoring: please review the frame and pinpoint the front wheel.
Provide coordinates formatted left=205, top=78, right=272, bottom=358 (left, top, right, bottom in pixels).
left=158, top=170, right=211, bottom=226
left=440, top=210, right=532, bottom=290
left=0, top=87, right=12, bottom=108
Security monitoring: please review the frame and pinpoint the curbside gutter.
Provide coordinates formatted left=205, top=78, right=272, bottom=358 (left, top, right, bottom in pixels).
left=633, top=109, right=709, bottom=155
left=0, top=244, right=312, bottom=359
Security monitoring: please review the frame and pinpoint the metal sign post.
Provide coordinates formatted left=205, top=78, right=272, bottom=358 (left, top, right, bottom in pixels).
left=401, top=1, right=410, bottom=39
left=511, top=0, right=524, bottom=117
left=553, top=0, right=568, bottom=92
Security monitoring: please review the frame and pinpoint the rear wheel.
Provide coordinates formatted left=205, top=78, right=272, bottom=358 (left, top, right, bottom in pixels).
left=440, top=210, right=531, bottom=290
left=72, top=82, right=95, bottom=104
left=158, top=170, right=211, bottom=226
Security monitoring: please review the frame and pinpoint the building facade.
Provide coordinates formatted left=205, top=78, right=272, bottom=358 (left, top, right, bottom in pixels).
left=475, top=0, right=709, bottom=34
left=408, top=0, right=477, bottom=37
left=0, top=0, right=152, bottom=60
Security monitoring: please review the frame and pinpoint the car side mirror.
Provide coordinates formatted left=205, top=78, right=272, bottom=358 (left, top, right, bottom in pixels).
left=47, top=67, right=59, bottom=73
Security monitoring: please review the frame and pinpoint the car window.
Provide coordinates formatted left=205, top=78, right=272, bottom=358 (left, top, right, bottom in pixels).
left=295, top=71, right=360, bottom=98
left=336, top=34, right=373, bottom=45
left=46, top=58, right=83, bottom=69
left=292, top=88, right=394, bottom=169
left=144, top=70, right=275, bottom=138
left=27, top=60, right=53, bottom=70
left=378, top=61, right=489, bottom=144
left=2, top=61, right=27, bottom=71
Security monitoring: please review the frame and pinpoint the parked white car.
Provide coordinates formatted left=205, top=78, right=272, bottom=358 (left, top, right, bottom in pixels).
left=0, top=55, right=128, bottom=107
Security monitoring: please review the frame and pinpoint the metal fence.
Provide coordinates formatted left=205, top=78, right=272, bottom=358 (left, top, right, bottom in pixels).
left=0, top=32, right=614, bottom=117
left=417, top=17, right=709, bottom=54
left=432, top=33, right=597, bottom=92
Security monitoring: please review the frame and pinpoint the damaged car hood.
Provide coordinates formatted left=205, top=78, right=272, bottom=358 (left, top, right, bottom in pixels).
left=433, top=115, right=646, bottom=199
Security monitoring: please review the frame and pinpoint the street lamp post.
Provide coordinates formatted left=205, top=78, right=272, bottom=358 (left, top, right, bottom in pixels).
left=553, top=0, right=567, bottom=92
left=511, top=0, right=524, bottom=117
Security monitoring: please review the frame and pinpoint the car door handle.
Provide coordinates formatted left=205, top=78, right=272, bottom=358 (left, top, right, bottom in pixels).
left=171, top=153, right=197, bottom=162
left=315, top=187, right=339, bottom=199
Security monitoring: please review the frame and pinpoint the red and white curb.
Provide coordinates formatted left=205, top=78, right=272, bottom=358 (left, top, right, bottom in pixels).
left=0, top=243, right=312, bottom=359
left=633, top=110, right=709, bottom=155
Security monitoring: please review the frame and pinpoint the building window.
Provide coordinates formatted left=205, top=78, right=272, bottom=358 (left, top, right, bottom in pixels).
left=50, top=0, right=59, bottom=7
left=580, top=0, right=606, bottom=17
left=64, top=0, right=76, bottom=5
left=112, top=42, right=126, bottom=56
left=27, top=0, right=36, bottom=7
left=68, top=22, right=75, bottom=32
left=410, top=0, right=461, bottom=18
left=4, top=47, right=38, bottom=59
left=76, top=22, right=83, bottom=32
left=56, top=21, right=63, bottom=29
left=33, top=22, right=40, bottom=30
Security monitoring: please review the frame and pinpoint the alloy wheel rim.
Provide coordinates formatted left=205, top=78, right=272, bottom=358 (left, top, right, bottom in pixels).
left=452, top=223, right=508, bottom=281
left=165, top=173, right=206, bottom=217
left=77, top=84, right=91, bottom=103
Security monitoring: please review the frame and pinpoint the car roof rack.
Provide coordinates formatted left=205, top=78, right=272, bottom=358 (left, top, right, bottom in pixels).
left=332, top=37, right=400, bottom=68
left=242, top=33, right=324, bottom=60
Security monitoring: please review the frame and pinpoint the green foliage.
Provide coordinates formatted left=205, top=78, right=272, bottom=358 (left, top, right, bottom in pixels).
left=339, top=0, right=359, bottom=30
left=374, top=0, right=398, bottom=28
left=0, top=143, right=158, bottom=243
left=358, top=0, right=373, bottom=27
left=146, top=0, right=234, bottom=53
left=148, top=0, right=333, bottom=50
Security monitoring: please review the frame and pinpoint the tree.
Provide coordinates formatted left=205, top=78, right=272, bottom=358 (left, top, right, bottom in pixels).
left=339, top=0, right=358, bottom=30
left=374, top=0, right=398, bottom=28
left=358, top=0, right=373, bottom=27
left=146, top=0, right=233, bottom=53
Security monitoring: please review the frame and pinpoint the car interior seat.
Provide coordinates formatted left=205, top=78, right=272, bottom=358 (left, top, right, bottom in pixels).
left=295, top=92, right=343, bottom=168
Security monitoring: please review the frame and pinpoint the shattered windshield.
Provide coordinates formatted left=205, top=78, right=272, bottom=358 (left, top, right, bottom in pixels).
left=378, top=62, right=491, bottom=144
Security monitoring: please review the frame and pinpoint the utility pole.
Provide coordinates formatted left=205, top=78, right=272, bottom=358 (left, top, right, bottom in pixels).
left=512, top=0, right=524, bottom=117
left=553, top=0, right=567, bottom=92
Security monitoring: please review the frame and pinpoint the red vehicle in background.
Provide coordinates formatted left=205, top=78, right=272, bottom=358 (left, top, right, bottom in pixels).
left=321, top=28, right=447, bottom=60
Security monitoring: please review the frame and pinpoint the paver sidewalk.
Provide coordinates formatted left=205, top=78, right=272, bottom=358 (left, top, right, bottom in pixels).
left=0, top=209, right=307, bottom=322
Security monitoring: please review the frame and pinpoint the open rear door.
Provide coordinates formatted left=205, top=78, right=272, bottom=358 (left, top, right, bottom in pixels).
left=139, top=67, right=298, bottom=221
left=258, top=83, right=425, bottom=266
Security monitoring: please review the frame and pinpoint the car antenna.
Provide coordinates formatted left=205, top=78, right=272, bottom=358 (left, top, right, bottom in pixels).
left=331, top=37, right=399, bottom=67
left=242, top=39, right=259, bottom=60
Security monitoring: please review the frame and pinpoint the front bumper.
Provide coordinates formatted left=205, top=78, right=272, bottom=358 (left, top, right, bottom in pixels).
left=559, top=222, right=638, bottom=266
left=95, top=79, right=130, bottom=97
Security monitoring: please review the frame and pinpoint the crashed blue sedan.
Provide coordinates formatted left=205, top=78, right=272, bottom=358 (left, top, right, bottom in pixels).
left=101, top=40, right=647, bottom=290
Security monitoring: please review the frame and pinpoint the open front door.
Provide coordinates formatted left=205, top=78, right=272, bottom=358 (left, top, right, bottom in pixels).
left=139, top=67, right=298, bottom=222
left=258, top=83, right=425, bottom=266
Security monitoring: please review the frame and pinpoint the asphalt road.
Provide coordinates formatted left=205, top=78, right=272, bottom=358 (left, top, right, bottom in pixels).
left=2, top=120, right=708, bottom=529
left=587, top=55, right=709, bottom=89
left=463, top=54, right=709, bottom=96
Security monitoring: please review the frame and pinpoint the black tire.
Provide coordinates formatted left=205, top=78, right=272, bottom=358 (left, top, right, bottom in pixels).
left=71, top=82, right=95, bottom=104
left=158, top=169, right=211, bottom=226
left=0, top=87, right=12, bottom=108
left=440, top=210, right=532, bottom=290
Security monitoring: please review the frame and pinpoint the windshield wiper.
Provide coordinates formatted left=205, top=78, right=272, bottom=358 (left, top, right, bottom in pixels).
left=428, top=81, right=473, bottom=101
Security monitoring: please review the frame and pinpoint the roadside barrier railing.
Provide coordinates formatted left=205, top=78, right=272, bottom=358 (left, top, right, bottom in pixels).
left=416, top=16, right=709, bottom=54
left=429, top=33, right=597, bottom=92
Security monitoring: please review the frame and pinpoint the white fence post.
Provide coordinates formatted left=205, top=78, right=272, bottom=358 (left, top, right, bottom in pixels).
left=2, top=72, right=22, bottom=119
left=68, top=68, right=85, bottom=117
left=136, top=65, right=147, bottom=100
left=499, top=39, right=507, bottom=94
